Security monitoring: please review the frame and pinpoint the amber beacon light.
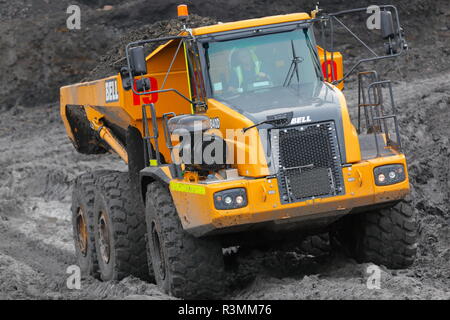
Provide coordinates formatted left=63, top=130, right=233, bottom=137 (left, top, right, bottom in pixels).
left=177, top=4, right=189, bottom=20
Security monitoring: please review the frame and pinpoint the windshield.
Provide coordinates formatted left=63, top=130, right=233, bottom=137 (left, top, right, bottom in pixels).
left=204, top=27, right=322, bottom=103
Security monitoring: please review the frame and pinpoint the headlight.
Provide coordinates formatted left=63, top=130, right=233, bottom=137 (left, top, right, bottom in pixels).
left=214, top=188, right=247, bottom=210
left=374, top=164, right=406, bottom=186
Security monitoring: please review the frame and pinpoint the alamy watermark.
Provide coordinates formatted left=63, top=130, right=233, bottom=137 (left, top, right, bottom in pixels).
left=169, top=125, right=276, bottom=166
left=66, top=5, right=81, bottom=30
left=366, top=264, right=381, bottom=290
left=64, top=5, right=383, bottom=35
left=366, top=5, right=381, bottom=30
left=66, top=265, right=81, bottom=290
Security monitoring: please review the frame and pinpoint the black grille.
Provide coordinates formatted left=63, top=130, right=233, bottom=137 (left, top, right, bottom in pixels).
left=271, top=121, right=344, bottom=204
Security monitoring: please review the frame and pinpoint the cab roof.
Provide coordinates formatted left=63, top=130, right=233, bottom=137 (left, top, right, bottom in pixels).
left=191, top=12, right=311, bottom=36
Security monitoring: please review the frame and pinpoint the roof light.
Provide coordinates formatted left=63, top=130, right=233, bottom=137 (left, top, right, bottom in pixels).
left=177, top=4, right=189, bottom=20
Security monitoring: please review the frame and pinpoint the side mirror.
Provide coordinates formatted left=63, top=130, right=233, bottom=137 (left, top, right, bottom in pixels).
left=380, top=11, right=395, bottom=39
left=129, top=46, right=147, bottom=75
left=120, top=67, right=132, bottom=90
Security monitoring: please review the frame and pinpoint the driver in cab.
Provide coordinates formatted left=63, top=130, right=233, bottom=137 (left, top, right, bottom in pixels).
left=227, top=48, right=269, bottom=93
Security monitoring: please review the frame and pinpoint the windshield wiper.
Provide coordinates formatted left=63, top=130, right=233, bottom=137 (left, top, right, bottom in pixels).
left=304, top=28, right=323, bottom=79
left=242, top=119, right=273, bottom=133
left=283, top=40, right=304, bottom=87
left=242, top=112, right=293, bottom=132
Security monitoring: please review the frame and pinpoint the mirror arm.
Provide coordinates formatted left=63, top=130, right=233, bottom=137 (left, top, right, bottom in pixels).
left=160, top=39, right=184, bottom=90
left=322, top=5, right=406, bottom=85
left=124, top=35, right=193, bottom=101
left=134, top=88, right=195, bottom=105
left=332, top=16, right=378, bottom=57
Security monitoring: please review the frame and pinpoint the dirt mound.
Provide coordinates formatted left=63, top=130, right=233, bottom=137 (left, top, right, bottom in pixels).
left=86, top=14, right=217, bottom=81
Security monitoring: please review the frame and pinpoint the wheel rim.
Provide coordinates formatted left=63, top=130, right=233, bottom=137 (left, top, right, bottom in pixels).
left=151, top=221, right=166, bottom=280
left=98, top=211, right=111, bottom=264
left=76, top=208, right=88, bottom=257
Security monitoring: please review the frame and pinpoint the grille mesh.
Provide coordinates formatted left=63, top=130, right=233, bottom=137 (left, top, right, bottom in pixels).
left=272, top=122, right=344, bottom=203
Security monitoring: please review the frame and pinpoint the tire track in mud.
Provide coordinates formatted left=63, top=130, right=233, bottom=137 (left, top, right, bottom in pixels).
left=0, top=220, right=77, bottom=299
left=0, top=206, right=170, bottom=300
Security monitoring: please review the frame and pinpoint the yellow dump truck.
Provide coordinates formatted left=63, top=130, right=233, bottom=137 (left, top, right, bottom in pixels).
left=61, top=4, right=417, bottom=299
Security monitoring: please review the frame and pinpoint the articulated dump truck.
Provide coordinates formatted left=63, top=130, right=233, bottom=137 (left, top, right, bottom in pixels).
left=60, top=5, right=417, bottom=299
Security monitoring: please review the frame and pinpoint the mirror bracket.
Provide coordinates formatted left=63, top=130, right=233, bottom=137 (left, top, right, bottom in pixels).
left=136, top=78, right=151, bottom=92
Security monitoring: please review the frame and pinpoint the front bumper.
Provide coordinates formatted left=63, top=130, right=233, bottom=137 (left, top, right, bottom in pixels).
left=170, top=154, right=410, bottom=237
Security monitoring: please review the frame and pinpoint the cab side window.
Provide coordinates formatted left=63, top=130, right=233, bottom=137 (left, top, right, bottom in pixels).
left=185, top=40, right=207, bottom=112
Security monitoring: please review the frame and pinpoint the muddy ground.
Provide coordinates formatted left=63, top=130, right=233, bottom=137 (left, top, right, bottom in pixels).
left=0, top=0, right=449, bottom=300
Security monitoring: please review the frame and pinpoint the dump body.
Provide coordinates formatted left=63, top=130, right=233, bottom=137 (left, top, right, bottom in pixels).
left=60, top=38, right=193, bottom=163
left=60, top=11, right=410, bottom=238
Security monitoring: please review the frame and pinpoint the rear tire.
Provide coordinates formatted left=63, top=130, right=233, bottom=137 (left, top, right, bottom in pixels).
left=145, top=181, right=226, bottom=299
left=71, top=170, right=115, bottom=278
left=335, top=201, right=418, bottom=269
left=93, top=171, right=152, bottom=281
left=72, top=173, right=98, bottom=277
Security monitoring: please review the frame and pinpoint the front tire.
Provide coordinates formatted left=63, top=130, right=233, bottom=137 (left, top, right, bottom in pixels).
left=145, top=181, right=226, bottom=299
left=299, top=233, right=330, bottom=257
left=336, top=201, right=418, bottom=269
